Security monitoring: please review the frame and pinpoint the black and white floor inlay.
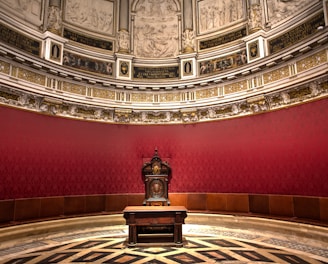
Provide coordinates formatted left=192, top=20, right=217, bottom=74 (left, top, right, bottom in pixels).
left=0, top=224, right=327, bottom=264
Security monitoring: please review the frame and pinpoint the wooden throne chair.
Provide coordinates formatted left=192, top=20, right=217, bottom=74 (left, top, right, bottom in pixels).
left=142, top=149, right=171, bottom=206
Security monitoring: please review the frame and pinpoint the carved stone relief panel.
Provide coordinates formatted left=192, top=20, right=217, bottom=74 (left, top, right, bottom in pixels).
left=197, top=0, right=246, bottom=34
left=64, top=0, right=114, bottom=35
left=266, top=0, right=313, bottom=26
left=0, top=0, right=43, bottom=26
left=133, top=0, right=179, bottom=58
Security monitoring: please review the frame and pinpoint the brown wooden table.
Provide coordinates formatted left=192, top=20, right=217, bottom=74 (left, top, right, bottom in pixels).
left=123, top=206, right=187, bottom=247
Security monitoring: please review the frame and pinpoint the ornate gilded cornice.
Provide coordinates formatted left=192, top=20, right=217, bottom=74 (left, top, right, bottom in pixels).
left=0, top=1, right=327, bottom=124
left=0, top=49, right=327, bottom=124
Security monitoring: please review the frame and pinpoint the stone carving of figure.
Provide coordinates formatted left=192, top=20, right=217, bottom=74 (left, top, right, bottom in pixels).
left=281, top=92, right=290, bottom=104
left=266, top=0, right=311, bottom=25
left=248, top=4, right=262, bottom=33
left=237, top=50, right=247, bottom=65
left=198, top=0, right=245, bottom=34
left=164, top=111, right=171, bottom=122
left=149, top=0, right=165, bottom=17
left=1, top=0, right=42, bottom=25
left=141, top=112, right=147, bottom=122
left=309, top=82, right=319, bottom=97
left=69, top=105, right=77, bottom=115
left=64, top=0, right=114, bottom=35
left=208, top=108, right=215, bottom=118
left=47, top=5, right=62, bottom=34
left=231, top=104, right=239, bottom=114
left=18, top=94, right=29, bottom=106
left=182, top=29, right=195, bottom=53
left=94, top=109, right=103, bottom=119
left=118, top=31, right=130, bottom=52
left=133, top=0, right=179, bottom=58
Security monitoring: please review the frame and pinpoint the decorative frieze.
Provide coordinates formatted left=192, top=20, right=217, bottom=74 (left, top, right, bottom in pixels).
left=199, top=50, right=247, bottom=76
left=93, top=88, right=115, bottom=100
left=62, top=82, right=86, bottom=95
left=287, top=87, right=312, bottom=100
left=296, top=50, right=327, bottom=73
left=0, top=45, right=327, bottom=109
left=0, top=48, right=327, bottom=113
left=0, top=90, right=19, bottom=101
left=17, top=68, right=46, bottom=86
left=159, top=93, right=180, bottom=102
left=0, top=61, right=10, bottom=75
left=263, top=66, right=289, bottom=84
left=147, top=112, right=170, bottom=122
left=196, top=88, right=217, bottom=99
left=130, top=93, right=153, bottom=103
left=63, top=51, right=114, bottom=76
left=224, top=80, right=248, bottom=94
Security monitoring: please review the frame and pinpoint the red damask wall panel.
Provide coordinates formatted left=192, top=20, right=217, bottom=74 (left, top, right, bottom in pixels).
left=1, top=98, right=328, bottom=199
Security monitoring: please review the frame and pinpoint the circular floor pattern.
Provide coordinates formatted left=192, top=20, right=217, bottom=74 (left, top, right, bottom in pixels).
left=0, top=222, right=328, bottom=264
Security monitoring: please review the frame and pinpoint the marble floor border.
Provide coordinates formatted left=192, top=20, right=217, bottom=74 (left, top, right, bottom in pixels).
left=0, top=213, right=327, bottom=263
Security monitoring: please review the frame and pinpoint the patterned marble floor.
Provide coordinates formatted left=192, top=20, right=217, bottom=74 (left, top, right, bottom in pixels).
left=0, top=222, right=327, bottom=264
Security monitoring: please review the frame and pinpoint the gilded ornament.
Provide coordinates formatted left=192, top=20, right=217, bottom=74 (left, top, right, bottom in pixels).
left=18, top=68, right=45, bottom=85
left=93, top=88, right=115, bottom=100
left=0, top=61, right=10, bottom=74
left=224, top=81, right=247, bottom=94
left=62, top=82, right=86, bottom=95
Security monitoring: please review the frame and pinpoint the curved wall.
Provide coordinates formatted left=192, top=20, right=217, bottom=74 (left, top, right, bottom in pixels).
left=1, top=98, right=328, bottom=200
left=1, top=1, right=328, bottom=225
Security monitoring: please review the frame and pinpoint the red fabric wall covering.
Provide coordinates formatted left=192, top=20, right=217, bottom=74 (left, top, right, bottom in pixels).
left=1, top=99, right=328, bottom=200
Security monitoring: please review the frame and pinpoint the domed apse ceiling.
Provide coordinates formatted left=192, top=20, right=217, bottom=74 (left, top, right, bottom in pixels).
left=0, top=0, right=327, bottom=124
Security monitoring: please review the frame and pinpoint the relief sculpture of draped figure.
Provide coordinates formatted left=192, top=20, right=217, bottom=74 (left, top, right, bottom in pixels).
left=133, top=0, right=180, bottom=58
left=198, top=0, right=246, bottom=34
left=265, top=0, right=313, bottom=26
left=64, top=0, right=114, bottom=35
